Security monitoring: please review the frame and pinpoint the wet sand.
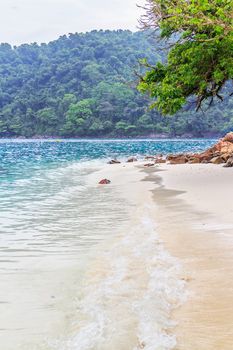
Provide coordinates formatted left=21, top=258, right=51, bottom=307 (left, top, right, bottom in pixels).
left=149, top=164, right=233, bottom=349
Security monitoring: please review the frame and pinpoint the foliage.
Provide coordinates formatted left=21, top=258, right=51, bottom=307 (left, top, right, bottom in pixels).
left=0, top=29, right=232, bottom=138
left=138, top=0, right=233, bottom=114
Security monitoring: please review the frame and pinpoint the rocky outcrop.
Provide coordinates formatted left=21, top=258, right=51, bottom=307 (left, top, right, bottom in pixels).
left=196, top=132, right=233, bottom=165
left=166, top=132, right=233, bottom=166
left=106, top=133, right=233, bottom=168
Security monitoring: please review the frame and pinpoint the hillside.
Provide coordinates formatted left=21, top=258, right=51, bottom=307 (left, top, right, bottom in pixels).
left=0, top=30, right=232, bottom=138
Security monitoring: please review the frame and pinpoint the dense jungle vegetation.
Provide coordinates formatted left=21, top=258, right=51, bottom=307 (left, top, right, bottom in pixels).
left=0, top=29, right=232, bottom=138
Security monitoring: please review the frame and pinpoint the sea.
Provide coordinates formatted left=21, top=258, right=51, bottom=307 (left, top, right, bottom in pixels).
left=0, top=138, right=216, bottom=350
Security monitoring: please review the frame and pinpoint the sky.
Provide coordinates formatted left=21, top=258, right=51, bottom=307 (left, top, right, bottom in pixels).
left=0, top=0, right=146, bottom=45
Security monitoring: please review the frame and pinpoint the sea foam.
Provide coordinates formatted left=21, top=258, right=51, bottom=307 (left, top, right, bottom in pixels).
left=52, top=205, right=186, bottom=350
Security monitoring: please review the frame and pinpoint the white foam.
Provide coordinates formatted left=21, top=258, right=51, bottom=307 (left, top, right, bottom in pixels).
left=51, top=205, right=186, bottom=350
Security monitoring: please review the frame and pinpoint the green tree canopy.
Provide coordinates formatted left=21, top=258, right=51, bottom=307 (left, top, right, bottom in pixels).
left=138, top=0, right=233, bottom=114
left=0, top=29, right=233, bottom=138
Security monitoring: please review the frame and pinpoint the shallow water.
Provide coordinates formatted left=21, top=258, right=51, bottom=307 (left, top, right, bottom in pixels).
left=0, top=139, right=215, bottom=350
left=0, top=138, right=215, bottom=182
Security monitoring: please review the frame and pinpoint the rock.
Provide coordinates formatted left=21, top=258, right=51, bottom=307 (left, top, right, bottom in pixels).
left=221, top=153, right=232, bottom=162
left=127, top=157, right=138, bottom=163
left=142, top=133, right=233, bottom=167
left=210, top=156, right=225, bottom=164
left=108, top=159, right=121, bottom=164
left=224, top=156, right=233, bottom=167
left=154, top=157, right=166, bottom=164
left=214, top=140, right=233, bottom=154
left=222, top=132, right=233, bottom=143
left=198, top=150, right=214, bottom=162
left=167, top=154, right=188, bottom=164
left=99, top=179, right=111, bottom=185
left=167, top=153, right=182, bottom=160
left=188, top=157, right=201, bottom=164
left=170, top=158, right=187, bottom=165
left=144, top=163, right=154, bottom=167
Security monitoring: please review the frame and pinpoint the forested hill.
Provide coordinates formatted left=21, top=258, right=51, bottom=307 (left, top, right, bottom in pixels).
left=0, top=30, right=232, bottom=138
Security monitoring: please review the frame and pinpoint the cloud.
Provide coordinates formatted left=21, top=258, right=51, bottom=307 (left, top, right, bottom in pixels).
left=0, top=0, right=145, bottom=45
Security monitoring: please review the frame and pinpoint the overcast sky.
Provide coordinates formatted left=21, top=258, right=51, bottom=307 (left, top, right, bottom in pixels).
left=0, top=0, right=145, bottom=45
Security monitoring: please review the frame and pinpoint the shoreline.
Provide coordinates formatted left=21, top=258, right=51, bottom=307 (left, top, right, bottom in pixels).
left=145, top=163, right=233, bottom=349
left=89, top=160, right=233, bottom=348
left=0, top=136, right=220, bottom=141
left=75, top=162, right=187, bottom=350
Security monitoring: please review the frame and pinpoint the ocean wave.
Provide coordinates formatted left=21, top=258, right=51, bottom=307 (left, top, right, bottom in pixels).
left=51, top=206, right=186, bottom=350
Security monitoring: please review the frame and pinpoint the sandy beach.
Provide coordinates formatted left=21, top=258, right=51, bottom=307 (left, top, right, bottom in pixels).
left=94, top=161, right=233, bottom=349
left=144, top=163, right=233, bottom=349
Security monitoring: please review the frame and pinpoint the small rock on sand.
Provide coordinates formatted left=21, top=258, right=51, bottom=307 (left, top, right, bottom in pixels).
left=108, top=159, right=121, bottom=164
left=144, top=163, right=154, bottom=167
left=99, top=179, right=111, bottom=185
left=127, top=157, right=138, bottom=163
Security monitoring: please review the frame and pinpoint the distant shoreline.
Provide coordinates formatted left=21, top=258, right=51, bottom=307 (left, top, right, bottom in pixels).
left=0, top=134, right=221, bottom=141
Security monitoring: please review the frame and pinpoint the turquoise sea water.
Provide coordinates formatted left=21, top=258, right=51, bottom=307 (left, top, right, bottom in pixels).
left=0, top=139, right=217, bottom=256
left=0, top=138, right=217, bottom=265
left=0, top=138, right=216, bottom=350
left=0, top=139, right=216, bottom=183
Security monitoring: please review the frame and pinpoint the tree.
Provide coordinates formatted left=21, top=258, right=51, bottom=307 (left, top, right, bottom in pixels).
left=62, top=99, right=94, bottom=136
left=138, top=0, right=233, bottom=114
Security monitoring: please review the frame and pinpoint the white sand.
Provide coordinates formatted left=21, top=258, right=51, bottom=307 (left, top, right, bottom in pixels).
left=152, top=163, right=233, bottom=349
left=160, top=163, right=233, bottom=224
left=90, top=161, right=233, bottom=349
